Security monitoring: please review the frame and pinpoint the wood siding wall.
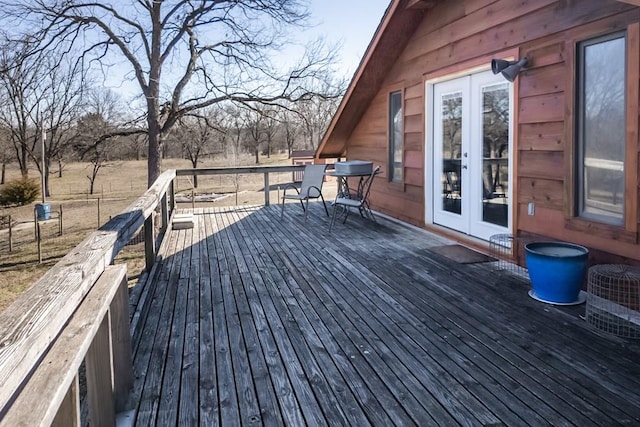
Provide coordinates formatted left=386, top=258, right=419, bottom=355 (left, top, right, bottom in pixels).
left=345, top=0, right=640, bottom=261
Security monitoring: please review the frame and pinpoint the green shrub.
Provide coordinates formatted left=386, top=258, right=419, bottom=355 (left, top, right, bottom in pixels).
left=0, top=177, right=40, bottom=207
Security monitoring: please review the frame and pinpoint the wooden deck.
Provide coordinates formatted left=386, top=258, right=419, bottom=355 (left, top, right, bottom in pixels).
left=127, top=203, right=640, bottom=426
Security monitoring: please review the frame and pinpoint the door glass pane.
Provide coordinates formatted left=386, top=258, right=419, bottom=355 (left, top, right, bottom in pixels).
left=579, top=35, right=625, bottom=224
left=441, top=91, right=462, bottom=214
left=481, top=83, right=509, bottom=227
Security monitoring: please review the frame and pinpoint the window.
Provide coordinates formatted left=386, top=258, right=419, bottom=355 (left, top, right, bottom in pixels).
left=389, top=91, right=403, bottom=182
left=576, top=32, right=626, bottom=225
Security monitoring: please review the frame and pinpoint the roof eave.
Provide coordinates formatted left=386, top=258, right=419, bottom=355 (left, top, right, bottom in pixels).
left=317, top=0, right=430, bottom=159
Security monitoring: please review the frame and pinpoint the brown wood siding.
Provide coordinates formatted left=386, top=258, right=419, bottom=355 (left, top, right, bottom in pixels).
left=343, top=0, right=640, bottom=261
left=518, top=122, right=564, bottom=152
left=517, top=7, right=640, bottom=260
left=348, top=79, right=426, bottom=226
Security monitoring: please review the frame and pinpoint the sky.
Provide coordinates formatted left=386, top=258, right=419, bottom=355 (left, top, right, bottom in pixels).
left=304, top=0, right=390, bottom=78
left=103, top=0, right=391, bottom=101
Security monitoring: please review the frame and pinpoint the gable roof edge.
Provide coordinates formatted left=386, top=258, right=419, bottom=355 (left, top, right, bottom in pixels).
left=315, top=0, right=400, bottom=159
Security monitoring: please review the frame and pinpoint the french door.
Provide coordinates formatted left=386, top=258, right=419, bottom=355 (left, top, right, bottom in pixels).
left=432, top=70, right=512, bottom=241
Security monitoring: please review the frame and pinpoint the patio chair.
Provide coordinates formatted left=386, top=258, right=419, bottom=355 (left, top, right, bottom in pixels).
left=329, top=165, right=381, bottom=231
left=280, top=164, right=329, bottom=222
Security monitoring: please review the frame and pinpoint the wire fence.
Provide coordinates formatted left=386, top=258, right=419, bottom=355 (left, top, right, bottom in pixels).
left=0, top=197, right=146, bottom=265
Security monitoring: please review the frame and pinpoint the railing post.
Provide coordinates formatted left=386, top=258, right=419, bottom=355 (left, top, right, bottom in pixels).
left=169, top=179, right=176, bottom=214
left=144, top=213, right=155, bottom=272
left=161, top=192, right=168, bottom=233
left=85, top=316, right=116, bottom=427
left=52, top=375, right=80, bottom=427
left=110, top=272, right=133, bottom=411
left=264, top=172, right=270, bottom=206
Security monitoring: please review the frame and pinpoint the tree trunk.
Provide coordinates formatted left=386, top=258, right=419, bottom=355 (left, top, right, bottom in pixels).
left=254, top=147, right=259, bottom=164
left=20, top=145, right=28, bottom=177
left=191, top=158, right=198, bottom=188
left=1, top=162, right=4, bottom=184
left=147, top=123, right=162, bottom=188
left=146, top=4, right=163, bottom=189
left=88, top=162, right=100, bottom=195
left=58, top=158, right=63, bottom=178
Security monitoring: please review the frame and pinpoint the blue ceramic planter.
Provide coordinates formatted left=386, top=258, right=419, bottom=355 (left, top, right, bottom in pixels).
left=525, top=242, right=589, bottom=305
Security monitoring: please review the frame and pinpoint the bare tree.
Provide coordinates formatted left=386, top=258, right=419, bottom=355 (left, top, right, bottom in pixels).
left=173, top=110, right=223, bottom=188
left=73, top=112, right=112, bottom=195
left=72, top=88, right=124, bottom=194
left=279, top=107, right=301, bottom=158
left=296, top=92, right=341, bottom=150
left=223, top=105, right=245, bottom=161
left=0, top=126, right=11, bottom=184
left=261, top=107, right=280, bottom=158
left=128, top=133, right=148, bottom=161
left=1, top=1, right=342, bottom=187
left=0, top=37, right=88, bottom=197
left=0, top=37, right=44, bottom=178
left=39, top=56, right=89, bottom=197
left=243, top=106, right=263, bottom=165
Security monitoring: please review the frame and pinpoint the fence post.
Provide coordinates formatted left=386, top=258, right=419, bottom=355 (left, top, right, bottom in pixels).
left=37, top=223, right=42, bottom=264
left=264, top=172, right=270, bottom=206
left=191, top=189, right=195, bottom=210
left=97, top=197, right=101, bottom=228
left=34, top=208, right=38, bottom=241
left=8, top=215, right=12, bottom=253
left=59, top=205, right=63, bottom=236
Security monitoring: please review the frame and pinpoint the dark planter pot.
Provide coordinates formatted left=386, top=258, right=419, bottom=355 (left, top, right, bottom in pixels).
left=525, top=242, right=589, bottom=305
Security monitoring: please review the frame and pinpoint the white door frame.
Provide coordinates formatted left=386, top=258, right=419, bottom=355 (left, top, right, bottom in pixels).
left=425, top=68, right=514, bottom=241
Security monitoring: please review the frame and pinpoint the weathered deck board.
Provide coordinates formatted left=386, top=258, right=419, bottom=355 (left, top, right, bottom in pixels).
left=130, top=204, right=640, bottom=426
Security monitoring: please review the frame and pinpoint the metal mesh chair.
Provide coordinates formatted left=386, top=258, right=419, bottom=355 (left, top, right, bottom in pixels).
left=280, top=164, right=329, bottom=222
left=329, top=165, right=380, bottom=231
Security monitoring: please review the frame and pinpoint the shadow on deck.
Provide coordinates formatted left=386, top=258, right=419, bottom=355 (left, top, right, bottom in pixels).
left=127, top=203, right=640, bottom=425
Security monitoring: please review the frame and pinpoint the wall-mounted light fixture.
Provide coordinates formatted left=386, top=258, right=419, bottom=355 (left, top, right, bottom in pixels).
left=491, top=57, right=529, bottom=82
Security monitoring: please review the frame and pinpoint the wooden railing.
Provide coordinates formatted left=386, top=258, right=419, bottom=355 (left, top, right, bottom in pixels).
left=0, top=169, right=176, bottom=425
left=176, top=164, right=311, bottom=206
left=0, top=164, right=313, bottom=424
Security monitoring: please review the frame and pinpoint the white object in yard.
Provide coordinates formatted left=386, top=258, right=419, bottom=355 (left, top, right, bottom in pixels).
left=172, top=213, right=194, bottom=229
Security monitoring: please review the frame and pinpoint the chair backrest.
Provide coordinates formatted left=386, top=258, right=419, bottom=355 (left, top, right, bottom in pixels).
left=300, top=164, right=327, bottom=198
left=358, top=165, right=381, bottom=203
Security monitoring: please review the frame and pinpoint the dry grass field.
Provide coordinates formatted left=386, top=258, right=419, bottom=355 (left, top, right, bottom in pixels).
left=0, top=153, right=335, bottom=312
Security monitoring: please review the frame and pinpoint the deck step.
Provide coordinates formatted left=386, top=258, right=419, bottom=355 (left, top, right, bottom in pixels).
left=172, top=213, right=194, bottom=229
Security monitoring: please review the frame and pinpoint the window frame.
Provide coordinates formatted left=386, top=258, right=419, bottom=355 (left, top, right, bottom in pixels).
left=564, top=22, right=639, bottom=243
left=388, top=89, right=404, bottom=183
left=575, top=31, right=627, bottom=226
